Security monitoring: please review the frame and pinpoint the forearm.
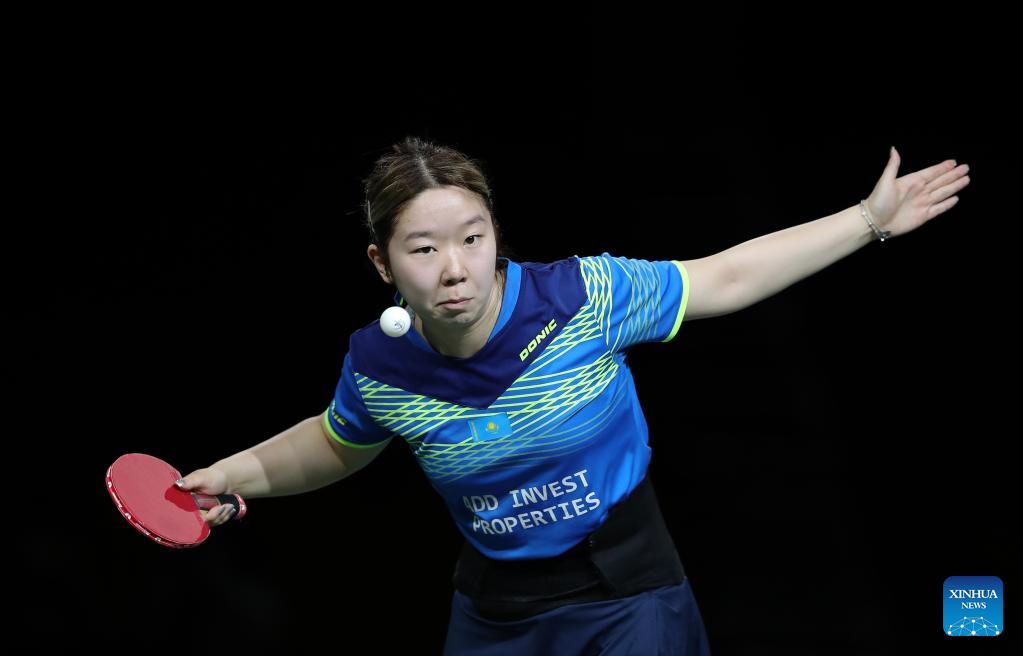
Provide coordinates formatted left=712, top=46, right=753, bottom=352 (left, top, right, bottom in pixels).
left=211, top=415, right=349, bottom=498
left=722, top=204, right=875, bottom=311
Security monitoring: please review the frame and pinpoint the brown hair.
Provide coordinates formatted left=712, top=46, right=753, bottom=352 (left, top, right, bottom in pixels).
left=362, top=136, right=513, bottom=275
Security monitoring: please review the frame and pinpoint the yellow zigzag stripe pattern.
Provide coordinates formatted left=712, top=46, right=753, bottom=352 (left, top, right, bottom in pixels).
left=578, top=255, right=665, bottom=351
left=354, top=261, right=636, bottom=483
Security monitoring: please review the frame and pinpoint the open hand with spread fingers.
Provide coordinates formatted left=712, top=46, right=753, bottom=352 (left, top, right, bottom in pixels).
left=864, top=147, right=971, bottom=240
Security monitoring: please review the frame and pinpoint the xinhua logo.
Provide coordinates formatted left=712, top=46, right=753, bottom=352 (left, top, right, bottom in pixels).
left=944, top=576, right=1003, bottom=636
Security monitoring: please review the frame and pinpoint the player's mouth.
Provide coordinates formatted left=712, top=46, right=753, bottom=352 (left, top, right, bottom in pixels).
left=440, top=297, right=471, bottom=308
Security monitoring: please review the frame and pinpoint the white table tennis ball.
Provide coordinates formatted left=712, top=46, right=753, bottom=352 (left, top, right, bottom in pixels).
left=380, top=305, right=411, bottom=337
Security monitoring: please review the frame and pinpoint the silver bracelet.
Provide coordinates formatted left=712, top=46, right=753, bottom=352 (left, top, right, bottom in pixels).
left=859, top=200, right=892, bottom=242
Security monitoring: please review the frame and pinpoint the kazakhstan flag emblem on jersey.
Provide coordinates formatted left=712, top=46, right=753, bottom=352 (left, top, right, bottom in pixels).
left=469, top=413, right=513, bottom=442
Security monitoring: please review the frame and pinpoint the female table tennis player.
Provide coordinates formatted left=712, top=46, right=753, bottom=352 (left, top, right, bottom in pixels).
left=176, top=136, right=969, bottom=654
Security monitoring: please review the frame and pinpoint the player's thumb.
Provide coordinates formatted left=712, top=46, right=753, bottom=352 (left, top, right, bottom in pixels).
left=174, top=472, right=202, bottom=491
left=174, top=467, right=228, bottom=495
left=886, top=146, right=901, bottom=179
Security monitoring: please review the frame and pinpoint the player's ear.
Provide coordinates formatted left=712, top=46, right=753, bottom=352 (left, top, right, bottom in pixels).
left=367, top=244, right=394, bottom=284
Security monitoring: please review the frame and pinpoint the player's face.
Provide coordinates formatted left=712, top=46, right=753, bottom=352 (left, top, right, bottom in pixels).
left=381, top=186, right=499, bottom=335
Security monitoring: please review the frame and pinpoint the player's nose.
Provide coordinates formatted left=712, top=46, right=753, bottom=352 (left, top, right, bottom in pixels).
left=440, top=247, right=467, bottom=283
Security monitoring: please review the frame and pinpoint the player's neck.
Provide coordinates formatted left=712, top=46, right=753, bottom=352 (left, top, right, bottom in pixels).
left=416, top=269, right=505, bottom=359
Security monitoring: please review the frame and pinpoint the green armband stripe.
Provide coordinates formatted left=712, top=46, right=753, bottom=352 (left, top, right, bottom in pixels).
left=323, top=410, right=390, bottom=449
left=323, top=412, right=345, bottom=442
left=663, top=261, right=690, bottom=343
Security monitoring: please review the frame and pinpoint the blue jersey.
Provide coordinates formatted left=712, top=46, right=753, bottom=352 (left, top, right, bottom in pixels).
left=324, top=253, right=690, bottom=560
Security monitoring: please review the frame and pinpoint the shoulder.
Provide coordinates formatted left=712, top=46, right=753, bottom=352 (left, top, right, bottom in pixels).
left=517, top=255, right=582, bottom=274
left=574, top=252, right=626, bottom=286
left=574, top=252, right=627, bottom=274
left=516, top=255, right=585, bottom=299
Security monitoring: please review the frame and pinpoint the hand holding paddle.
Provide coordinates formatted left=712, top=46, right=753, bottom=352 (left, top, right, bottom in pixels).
left=106, top=453, right=247, bottom=548
left=174, top=467, right=240, bottom=527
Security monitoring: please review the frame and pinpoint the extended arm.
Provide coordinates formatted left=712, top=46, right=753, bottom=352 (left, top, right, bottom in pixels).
left=681, top=149, right=970, bottom=320
left=210, top=413, right=391, bottom=498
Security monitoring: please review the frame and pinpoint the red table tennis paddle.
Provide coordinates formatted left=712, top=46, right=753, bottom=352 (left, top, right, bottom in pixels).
left=106, top=453, right=247, bottom=548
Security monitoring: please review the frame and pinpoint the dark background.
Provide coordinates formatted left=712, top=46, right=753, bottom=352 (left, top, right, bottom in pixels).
left=10, top=4, right=1018, bottom=655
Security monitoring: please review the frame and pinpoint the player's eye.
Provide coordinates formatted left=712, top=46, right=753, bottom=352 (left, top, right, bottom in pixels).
left=413, top=245, right=434, bottom=254
left=466, top=235, right=482, bottom=246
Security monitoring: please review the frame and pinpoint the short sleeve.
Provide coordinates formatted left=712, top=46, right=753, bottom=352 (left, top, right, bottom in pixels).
left=323, top=352, right=393, bottom=448
left=577, top=252, right=689, bottom=352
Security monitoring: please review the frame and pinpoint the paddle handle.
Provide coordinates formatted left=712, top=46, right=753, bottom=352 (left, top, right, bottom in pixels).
left=192, top=492, right=248, bottom=521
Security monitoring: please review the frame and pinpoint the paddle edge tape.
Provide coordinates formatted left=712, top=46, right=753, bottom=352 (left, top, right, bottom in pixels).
left=106, top=458, right=211, bottom=549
